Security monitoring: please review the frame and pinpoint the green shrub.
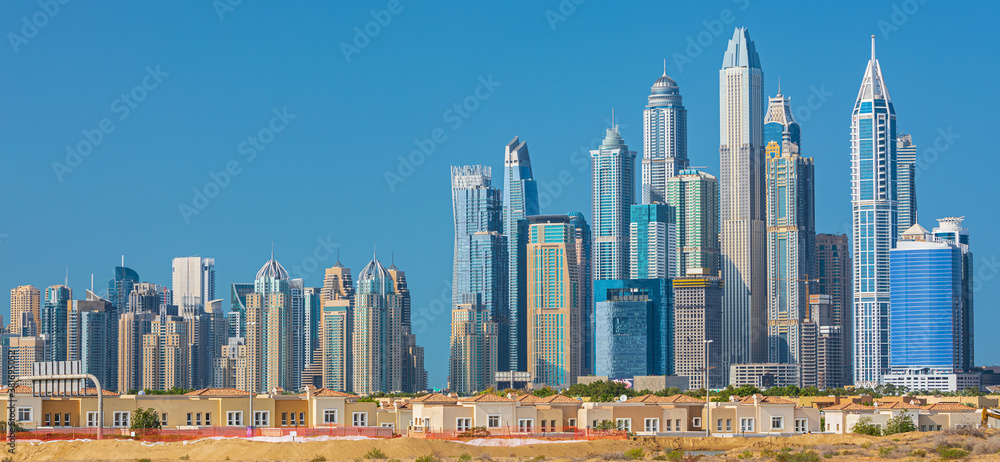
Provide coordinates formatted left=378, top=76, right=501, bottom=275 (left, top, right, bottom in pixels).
left=624, top=448, right=644, bottom=460
left=310, top=457, right=328, bottom=462
left=775, top=450, right=821, bottom=462
left=415, top=456, right=438, bottom=462
left=364, top=448, right=387, bottom=459
left=909, top=449, right=926, bottom=457
left=458, top=455, right=472, bottom=462
left=878, top=446, right=894, bottom=457
left=137, top=459, right=152, bottom=462
left=180, top=456, right=190, bottom=461
left=937, top=445, right=969, bottom=459
left=737, top=450, right=753, bottom=460
left=662, top=449, right=686, bottom=462
left=883, top=410, right=918, bottom=435
left=851, top=417, right=881, bottom=436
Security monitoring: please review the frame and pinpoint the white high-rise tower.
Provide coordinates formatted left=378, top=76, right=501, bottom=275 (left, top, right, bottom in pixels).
left=642, top=62, right=688, bottom=204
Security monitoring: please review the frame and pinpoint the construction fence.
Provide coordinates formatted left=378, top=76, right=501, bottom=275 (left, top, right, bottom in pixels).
left=12, top=425, right=396, bottom=442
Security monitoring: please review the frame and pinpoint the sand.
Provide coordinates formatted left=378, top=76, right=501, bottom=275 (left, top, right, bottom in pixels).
left=7, top=429, right=1000, bottom=461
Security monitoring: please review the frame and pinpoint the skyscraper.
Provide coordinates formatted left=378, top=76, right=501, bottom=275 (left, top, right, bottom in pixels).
left=172, top=257, right=216, bottom=317
left=387, top=262, right=424, bottom=393
left=666, top=170, right=720, bottom=277
left=10, top=285, right=40, bottom=336
left=353, top=254, right=404, bottom=394
left=764, top=89, right=815, bottom=365
left=852, top=36, right=897, bottom=386
left=629, top=203, right=676, bottom=280
left=933, top=217, right=973, bottom=371
left=896, top=134, right=918, bottom=236
left=719, top=27, right=767, bottom=372
left=41, top=285, right=71, bottom=362
left=142, top=314, right=190, bottom=391
left=594, top=279, right=672, bottom=378
left=321, top=260, right=355, bottom=304
left=526, top=215, right=582, bottom=388
left=67, top=291, right=116, bottom=390
left=642, top=63, right=688, bottom=204
left=503, top=137, right=539, bottom=372
left=815, top=234, right=852, bottom=386
left=568, top=212, right=593, bottom=376
left=449, top=294, right=497, bottom=394
left=672, top=275, right=724, bottom=389
left=451, top=164, right=504, bottom=383
left=591, top=125, right=637, bottom=281
left=320, top=298, right=351, bottom=391
left=238, top=255, right=297, bottom=393
left=303, top=287, right=323, bottom=368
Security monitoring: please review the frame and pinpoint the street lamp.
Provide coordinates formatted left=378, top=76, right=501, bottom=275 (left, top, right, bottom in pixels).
left=704, top=339, right=714, bottom=437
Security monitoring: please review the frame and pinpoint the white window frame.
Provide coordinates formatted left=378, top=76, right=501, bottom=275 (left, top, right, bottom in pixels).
left=726, top=418, right=732, bottom=431
left=113, top=411, right=130, bottom=428
left=517, top=418, right=533, bottom=432
left=717, top=418, right=723, bottom=431
left=352, top=412, right=368, bottom=427
left=645, top=418, right=659, bottom=432
left=794, top=418, right=807, bottom=433
left=254, top=411, right=269, bottom=427
left=740, top=417, right=755, bottom=432
left=568, top=418, right=576, bottom=428
left=675, top=419, right=681, bottom=431
left=205, top=412, right=211, bottom=426
left=487, top=414, right=501, bottom=428
left=227, top=411, right=243, bottom=426
left=186, top=412, right=192, bottom=426
left=298, top=412, right=305, bottom=426
left=161, top=413, right=168, bottom=426
left=86, top=411, right=98, bottom=427
left=16, top=407, right=32, bottom=422
left=323, top=409, right=338, bottom=424
left=456, top=418, right=472, bottom=431
left=771, top=416, right=783, bottom=430
left=381, top=422, right=394, bottom=428
left=616, top=418, right=631, bottom=432
left=693, top=417, right=701, bottom=428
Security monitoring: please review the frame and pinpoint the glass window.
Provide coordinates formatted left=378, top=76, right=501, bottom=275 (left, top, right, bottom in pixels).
left=282, top=412, right=288, bottom=426
left=187, top=413, right=192, bottom=426
left=487, top=415, right=501, bottom=428
left=205, top=413, right=211, bottom=426
left=323, top=409, right=337, bottom=424
left=254, top=411, right=269, bottom=427
left=227, top=411, right=243, bottom=426
left=456, top=418, right=472, bottom=431
left=616, top=418, right=631, bottom=432
left=161, top=413, right=168, bottom=426
left=518, top=419, right=533, bottom=432
left=693, top=417, right=701, bottom=428
left=646, top=418, right=659, bottom=432
left=771, top=416, right=783, bottom=430
left=44, top=413, right=51, bottom=426
left=196, top=413, right=202, bottom=426
left=352, top=412, right=367, bottom=427
left=87, top=412, right=98, bottom=427
left=64, top=413, right=70, bottom=427
left=16, top=407, right=32, bottom=422
left=113, top=411, right=130, bottom=428
left=299, top=412, right=305, bottom=425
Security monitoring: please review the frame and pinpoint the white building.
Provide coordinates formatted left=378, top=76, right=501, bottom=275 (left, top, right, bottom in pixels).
left=642, top=63, right=688, bottom=204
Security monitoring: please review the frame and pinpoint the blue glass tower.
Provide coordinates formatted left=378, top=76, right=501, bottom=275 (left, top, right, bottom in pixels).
left=852, top=36, right=898, bottom=386
left=594, top=279, right=672, bottom=378
left=568, top=212, right=593, bottom=375
left=591, top=125, right=637, bottom=282
left=889, top=225, right=962, bottom=372
left=41, top=285, right=71, bottom=362
left=503, top=137, right=538, bottom=372
left=629, top=203, right=676, bottom=280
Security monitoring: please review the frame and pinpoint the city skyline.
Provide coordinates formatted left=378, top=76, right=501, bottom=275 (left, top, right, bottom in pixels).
left=3, top=2, right=998, bottom=389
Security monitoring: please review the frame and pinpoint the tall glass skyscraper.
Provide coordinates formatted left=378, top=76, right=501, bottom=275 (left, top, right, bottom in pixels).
left=591, top=125, right=636, bottom=282
left=352, top=255, right=405, bottom=394
left=642, top=64, right=688, bottom=204
left=719, top=27, right=767, bottom=372
left=889, top=225, right=962, bottom=372
left=666, top=169, right=720, bottom=277
left=568, top=212, right=593, bottom=375
left=852, top=36, right=898, bottom=386
left=629, top=203, right=676, bottom=279
left=933, top=217, right=973, bottom=371
left=503, top=137, right=538, bottom=372
left=41, top=285, right=71, bottom=362
left=896, top=134, right=918, bottom=236
left=594, top=278, right=672, bottom=378
left=764, top=89, right=815, bottom=365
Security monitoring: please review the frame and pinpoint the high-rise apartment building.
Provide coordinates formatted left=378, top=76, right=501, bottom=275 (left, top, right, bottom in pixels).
left=9, top=336, right=45, bottom=382
left=142, top=315, right=190, bottom=391
left=526, top=215, right=583, bottom=388
left=666, top=170, right=720, bottom=277
left=814, top=234, right=852, bottom=386
left=503, top=136, right=539, bottom=372
left=449, top=294, right=498, bottom=394
left=387, top=263, right=423, bottom=393
left=799, top=294, right=844, bottom=390
left=67, top=291, right=115, bottom=390
left=10, top=285, right=40, bottom=337
left=172, top=257, right=216, bottom=317
left=852, top=37, right=898, bottom=386
left=320, top=298, right=351, bottom=392
left=672, top=275, right=723, bottom=389
left=594, top=279, right=672, bottom=378
left=237, top=256, right=299, bottom=393
left=933, top=217, right=973, bottom=371
left=896, top=134, right=918, bottom=236
left=629, top=204, right=676, bottom=280
left=119, top=310, right=154, bottom=392
left=41, top=285, right=71, bottom=362
left=321, top=261, right=355, bottom=305
left=352, top=255, right=403, bottom=395
left=568, top=212, right=593, bottom=376
left=719, top=27, right=767, bottom=373
left=303, top=287, right=323, bottom=368
left=642, top=64, right=688, bottom=204
left=764, top=89, right=815, bottom=365
left=591, top=126, right=636, bottom=282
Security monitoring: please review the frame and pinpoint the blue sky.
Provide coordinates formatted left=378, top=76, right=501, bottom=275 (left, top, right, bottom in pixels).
left=2, top=1, right=997, bottom=389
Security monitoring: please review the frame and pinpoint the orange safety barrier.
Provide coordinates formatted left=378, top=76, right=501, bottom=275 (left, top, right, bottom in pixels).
left=14, top=425, right=396, bottom=442
left=410, top=427, right=627, bottom=441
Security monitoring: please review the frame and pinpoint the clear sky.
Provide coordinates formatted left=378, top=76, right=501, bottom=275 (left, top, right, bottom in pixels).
left=2, top=1, right=997, bottom=389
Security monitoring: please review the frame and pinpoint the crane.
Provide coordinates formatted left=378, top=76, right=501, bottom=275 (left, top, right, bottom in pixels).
left=982, top=408, right=1000, bottom=428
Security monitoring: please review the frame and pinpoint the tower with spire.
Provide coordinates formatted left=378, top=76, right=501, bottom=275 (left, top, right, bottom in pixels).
left=851, top=35, right=898, bottom=387
left=591, top=120, right=637, bottom=282
left=643, top=60, right=688, bottom=204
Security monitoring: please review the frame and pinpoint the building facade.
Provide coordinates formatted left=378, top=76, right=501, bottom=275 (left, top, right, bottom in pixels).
left=764, top=90, right=815, bottom=365
left=896, top=133, right=917, bottom=236
left=672, top=275, right=723, bottom=389
left=591, top=125, right=636, bottom=282
left=666, top=170, right=720, bottom=278
left=568, top=212, right=593, bottom=376
left=642, top=65, right=688, bottom=204
left=719, top=27, right=767, bottom=374
left=449, top=295, right=498, bottom=394
left=41, top=285, right=71, bottom=362
left=10, top=285, right=40, bottom=338
left=594, top=279, right=672, bottom=378
left=932, top=217, right=973, bottom=371
left=852, top=37, right=898, bottom=387
left=629, top=204, right=676, bottom=280
left=503, top=136, right=539, bottom=373
left=814, top=234, right=852, bottom=387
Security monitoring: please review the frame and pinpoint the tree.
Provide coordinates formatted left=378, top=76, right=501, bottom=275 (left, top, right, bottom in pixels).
left=130, top=408, right=162, bottom=430
left=532, top=386, right=556, bottom=398
left=883, top=410, right=918, bottom=435
left=850, top=416, right=881, bottom=436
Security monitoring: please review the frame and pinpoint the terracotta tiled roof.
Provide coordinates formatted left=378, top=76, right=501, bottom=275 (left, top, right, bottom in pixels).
left=537, top=394, right=582, bottom=404
left=658, top=394, right=705, bottom=404
left=823, top=402, right=876, bottom=411
left=739, top=394, right=795, bottom=405
left=395, top=402, right=412, bottom=409
left=410, top=393, right=458, bottom=404
left=308, top=388, right=358, bottom=398
left=184, top=388, right=251, bottom=397
left=84, top=388, right=119, bottom=397
left=923, top=402, right=976, bottom=412
left=875, top=401, right=922, bottom=410
left=625, top=394, right=661, bottom=403
left=0, top=385, right=34, bottom=394
left=515, top=394, right=539, bottom=403
left=460, top=394, right=515, bottom=403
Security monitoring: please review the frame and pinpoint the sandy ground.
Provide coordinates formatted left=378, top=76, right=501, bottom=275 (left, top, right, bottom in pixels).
left=7, top=429, right=1000, bottom=461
